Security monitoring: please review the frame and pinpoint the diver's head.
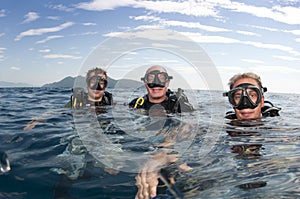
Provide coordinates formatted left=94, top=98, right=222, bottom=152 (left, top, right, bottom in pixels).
left=142, top=65, right=172, bottom=103
left=224, top=73, right=266, bottom=120
left=85, top=67, right=108, bottom=102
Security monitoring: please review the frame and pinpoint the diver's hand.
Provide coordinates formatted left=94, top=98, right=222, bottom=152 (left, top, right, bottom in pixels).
left=23, top=111, right=53, bottom=131
left=135, top=153, right=178, bottom=199
left=23, top=119, right=47, bottom=130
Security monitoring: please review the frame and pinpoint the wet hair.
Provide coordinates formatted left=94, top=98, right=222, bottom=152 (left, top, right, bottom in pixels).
left=228, top=72, right=263, bottom=89
left=86, top=67, right=107, bottom=82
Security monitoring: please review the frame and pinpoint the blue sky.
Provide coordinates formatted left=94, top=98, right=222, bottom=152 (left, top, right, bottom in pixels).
left=1, top=0, right=300, bottom=93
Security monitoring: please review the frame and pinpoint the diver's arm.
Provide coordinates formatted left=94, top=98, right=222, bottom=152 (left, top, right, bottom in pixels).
left=23, top=111, right=53, bottom=131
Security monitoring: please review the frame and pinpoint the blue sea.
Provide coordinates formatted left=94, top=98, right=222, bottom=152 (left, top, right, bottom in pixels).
left=1, top=87, right=300, bottom=199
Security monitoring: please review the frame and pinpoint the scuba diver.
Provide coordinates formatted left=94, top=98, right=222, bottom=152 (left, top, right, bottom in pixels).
left=129, top=65, right=194, bottom=115
left=24, top=67, right=113, bottom=130
left=132, top=65, right=196, bottom=199
left=223, top=72, right=281, bottom=191
left=223, top=72, right=281, bottom=120
left=65, top=67, right=113, bottom=109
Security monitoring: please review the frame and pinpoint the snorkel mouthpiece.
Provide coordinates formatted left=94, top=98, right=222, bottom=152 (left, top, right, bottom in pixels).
left=147, top=83, right=165, bottom=88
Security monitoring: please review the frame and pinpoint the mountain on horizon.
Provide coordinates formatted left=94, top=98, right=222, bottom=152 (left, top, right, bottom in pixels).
left=0, top=76, right=143, bottom=89
left=0, top=81, right=34, bottom=88
left=41, top=76, right=143, bottom=89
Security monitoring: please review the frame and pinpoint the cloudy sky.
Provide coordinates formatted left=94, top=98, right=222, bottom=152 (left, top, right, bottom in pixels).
left=1, top=0, right=300, bottom=93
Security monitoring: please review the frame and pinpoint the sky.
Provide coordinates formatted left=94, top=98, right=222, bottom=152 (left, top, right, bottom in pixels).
left=1, top=0, right=300, bottom=94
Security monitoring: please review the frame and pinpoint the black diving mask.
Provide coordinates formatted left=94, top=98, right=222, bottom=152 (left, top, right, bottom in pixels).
left=223, top=83, right=267, bottom=110
left=87, top=76, right=107, bottom=91
left=141, top=70, right=173, bottom=88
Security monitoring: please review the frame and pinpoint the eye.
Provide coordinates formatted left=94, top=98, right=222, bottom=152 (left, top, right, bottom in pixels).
left=157, top=73, right=167, bottom=82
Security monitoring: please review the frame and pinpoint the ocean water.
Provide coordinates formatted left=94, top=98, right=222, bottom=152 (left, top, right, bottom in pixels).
left=1, top=87, right=300, bottom=199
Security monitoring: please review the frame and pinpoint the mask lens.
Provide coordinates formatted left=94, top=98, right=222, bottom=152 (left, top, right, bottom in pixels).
left=246, top=87, right=259, bottom=104
left=157, top=73, right=167, bottom=83
left=228, top=85, right=262, bottom=109
left=143, top=71, right=169, bottom=84
left=87, top=76, right=107, bottom=90
left=145, top=74, right=156, bottom=83
left=229, top=89, right=242, bottom=106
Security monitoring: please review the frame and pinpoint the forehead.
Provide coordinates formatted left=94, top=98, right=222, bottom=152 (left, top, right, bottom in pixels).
left=146, top=66, right=166, bottom=73
left=233, top=78, right=259, bottom=88
left=88, top=72, right=106, bottom=78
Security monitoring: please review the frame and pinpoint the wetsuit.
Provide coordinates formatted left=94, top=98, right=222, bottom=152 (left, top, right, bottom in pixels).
left=65, top=87, right=113, bottom=109
left=225, top=101, right=281, bottom=119
left=129, top=89, right=194, bottom=114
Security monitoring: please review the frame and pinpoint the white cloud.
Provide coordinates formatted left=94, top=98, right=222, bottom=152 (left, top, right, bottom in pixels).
left=48, top=4, right=74, bottom=12
left=36, top=35, right=64, bottom=44
left=273, top=55, right=300, bottom=61
left=43, top=54, right=82, bottom=59
left=76, top=0, right=219, bottom=17
left=161, top=20, right=230, bottom=32
left=284, top=29, right=300, bottom=36
left=250, top=65, right=300, bottom=74
left=249, top=25, right=280, bottom=32
left=243, top=41, right=294, bottom=53
left=22, top=12, right=39, bottom=23
left=0, top=33, right=5, bottom=37
left=39, top=49, right=51, bottom=53
left=0, top=9, right=6, bottom=17
left=224, top=1, right=300, bottom=25
left=236, top=30, right=259, bottom=36
left=15, top=22, right=74, bottom=41
left=76, top=0, right=136, bottom=11
left=76, top=0, right=300, bottom=25
left=241, top=59, right=264, bottom=64
left=47, top=16, right=60, bottom=20
left=0, top=47, right=6, bottom=52
left=82, top=22, right=97, bottom=26
left=130, top=15, right=161, bottom=22
left=10, top=66, right=21, bottom=70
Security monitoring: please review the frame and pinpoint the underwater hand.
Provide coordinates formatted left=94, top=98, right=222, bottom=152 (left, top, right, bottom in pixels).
left=23, top=119, right=47, bottom=131
left=135, top=153, right=178, bottom=199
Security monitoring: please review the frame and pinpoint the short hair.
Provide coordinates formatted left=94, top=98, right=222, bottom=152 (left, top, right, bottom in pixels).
left=228, top=72, right=263, bottom=89
left=86, top=67, right=107, bottom=82
left=146, top=65, right=168, bottom=74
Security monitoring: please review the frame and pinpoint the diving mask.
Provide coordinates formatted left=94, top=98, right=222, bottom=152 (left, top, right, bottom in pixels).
left=87, top=76, right=107, bottom=90
left=223, top=83, right=267, bottom=110
left=141, top=70, right=173, bottom=88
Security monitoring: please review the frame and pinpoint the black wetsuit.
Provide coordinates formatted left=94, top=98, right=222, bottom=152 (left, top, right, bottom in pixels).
left=65, top=88, right=113, bottom=109
left=129, top=89, right=194, bottom=114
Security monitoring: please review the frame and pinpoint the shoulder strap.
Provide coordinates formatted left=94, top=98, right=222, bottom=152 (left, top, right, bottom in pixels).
left=103, top=91, right=113, bottom=105
left=133, top=96, right=147, bottom=108
left=71, top=87, right=87, bottom=109
left=225, top=100, right=281, bottom=119
left=261, top=101, right=281, bottom=117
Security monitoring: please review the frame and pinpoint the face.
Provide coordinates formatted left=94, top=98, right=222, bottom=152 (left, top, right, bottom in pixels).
left=144, top=66, right=170, bottom=103
left=232, top=78, right=264, bottom=120
left=86, top=72, right=107, bottom=102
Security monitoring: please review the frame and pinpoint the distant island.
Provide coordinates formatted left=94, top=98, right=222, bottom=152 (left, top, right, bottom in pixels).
left=0, top=81, right=34, bottom=88
left=0, top=76, right=143, bottom=88
left=41, top=76, right=143, bottom=89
